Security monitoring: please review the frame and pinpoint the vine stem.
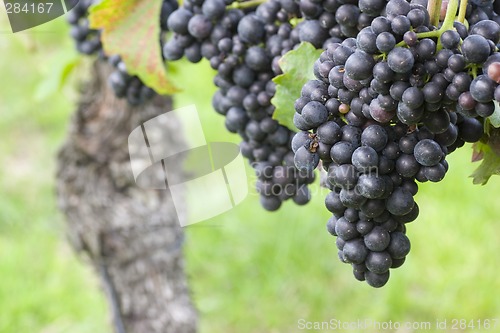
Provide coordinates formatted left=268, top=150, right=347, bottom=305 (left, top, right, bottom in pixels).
left=438, top=0, right=460, bottom=32
left=457, top=0, right=469, bottom=24
left=395, top=0, right=460, bottom=48
left=227, top=0, right=268, bottom=9
left=435, top=0, right=461, bottom=49
left=427, top=0, right=442, bottom=27
left=289, top=17, right=303, bottom=27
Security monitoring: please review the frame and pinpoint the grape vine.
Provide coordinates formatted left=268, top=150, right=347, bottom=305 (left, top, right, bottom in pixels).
left=74, top=0, right=500, bottom=287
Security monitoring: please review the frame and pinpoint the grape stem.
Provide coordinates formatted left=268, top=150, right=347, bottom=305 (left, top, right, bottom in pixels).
left=290, top=17, right=304, bottom=28
left=418, top=0, right=459, bottom=38
left=457, top=0, right=468, bottom=24
left=468, top=64, right=479, bottom=78
left=395, top=0, right=461, bottom=48
left=427, top=0, right=442, bottom=28
left=227, top=0, right=268, bottom=9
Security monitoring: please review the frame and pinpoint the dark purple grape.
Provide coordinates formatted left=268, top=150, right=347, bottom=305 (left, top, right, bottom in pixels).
left=364, top=226, right=390, bottom=251
left=413, top=139, right=444, bottom=167
left=345, top=50, right=376, bottom=80
left=462, top=35, right=491, bottom=64
left=387, top=232, right=411, bottom=259
left=365, top=251, right=392, bottom=274
left=365, top=270, right=390, bottom=288
left=343, top=239, right=369, bottom=264
left=386, top=188, right=414, bottom=216
left=387, top=47, right=414, bottom=73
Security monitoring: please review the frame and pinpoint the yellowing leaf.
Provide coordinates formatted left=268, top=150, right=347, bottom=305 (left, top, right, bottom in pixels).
left=89, top=0, right=177, bottom=94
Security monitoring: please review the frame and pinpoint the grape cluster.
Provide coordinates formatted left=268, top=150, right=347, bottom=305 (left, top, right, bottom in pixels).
left=66, top=0, right=102, bottom=55
left=67, top=0, right=178, bottom=105
left=164, top=0, right=307, bottom=210
left=67, top=0, right=500, bottom=286
left=162, top=0, right=392, bottom=210
left=293, top=0, right=500, bottom=287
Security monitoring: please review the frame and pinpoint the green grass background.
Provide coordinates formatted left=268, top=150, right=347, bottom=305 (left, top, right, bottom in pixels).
left=1, top=11, right=500, bottom=333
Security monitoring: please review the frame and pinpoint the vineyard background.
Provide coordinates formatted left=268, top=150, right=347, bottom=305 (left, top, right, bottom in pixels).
left=1, top=12, right=500, bottom=333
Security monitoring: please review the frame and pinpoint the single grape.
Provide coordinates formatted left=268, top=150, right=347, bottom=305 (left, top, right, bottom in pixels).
left=365, top=270, right=390, bottom=288
left=260, top=195, right=282, bottom=211
left=331, top=164, right=359, bottom=189
left=294, top=146, right=320, bottom=172
left=365, top=251, right=392, bottom=274
left=487, top=62, right=500, bottom=84
left=301, top=101, right=329, bottom=127
left=470, top=75, right=495, bottom=104
left=387, top=47, right=415, bottom=73
left=335, top=217, right=360, bottom=240
left=413, top=139, right=444, bottom=167
left=317, top=121, right=342, bottom=145
left=352, top=146, right=379, bottom=172
left=345, top=50, right=376, bottom=80
left=387, top=231, right=411, bottom=259
left=361, top=125, right=388, bottom=152
left=461, top=35, right=491, bottom=64
left=343, top=238, right=369, bottom=264
left=386, top=187, right=414, bottom=216
left=364, top=226, right=390, bottom=251
left=357, top=174, right=386, bottom=199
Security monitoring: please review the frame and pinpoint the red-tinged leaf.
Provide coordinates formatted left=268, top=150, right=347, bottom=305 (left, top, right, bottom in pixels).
left=471, top=143, right=484, bottom=162
left=89, top=0, right=177, bottom=94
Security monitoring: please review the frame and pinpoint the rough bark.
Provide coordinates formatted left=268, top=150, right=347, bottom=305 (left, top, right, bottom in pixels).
left=56, top=61, right=197, bottom=333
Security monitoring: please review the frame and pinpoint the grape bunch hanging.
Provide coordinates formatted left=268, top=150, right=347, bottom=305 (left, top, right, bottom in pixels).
left=71, top=0, right=500, bottom=287
left=293, top=0, right=500, bottom=287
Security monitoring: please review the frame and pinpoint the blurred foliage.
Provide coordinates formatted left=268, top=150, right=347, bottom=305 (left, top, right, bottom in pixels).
left=1, top=8, right=500, bottom=333
left=0, top=12, right=110, bottom=333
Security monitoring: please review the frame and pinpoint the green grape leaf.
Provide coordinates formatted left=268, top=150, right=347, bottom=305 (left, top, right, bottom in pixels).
left=35, top=53, right=82, bottom=101
left=271, top=42, right=322, bottom=130
left=471, top=129, right=500, bottom=184
left=89, top=0, right=177, bottom=94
